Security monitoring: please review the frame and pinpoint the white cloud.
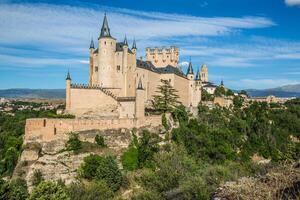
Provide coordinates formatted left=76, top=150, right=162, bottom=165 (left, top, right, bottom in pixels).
left=178, top=61, right=189, bottom=67
left=285, top=0, right=300, bottom=6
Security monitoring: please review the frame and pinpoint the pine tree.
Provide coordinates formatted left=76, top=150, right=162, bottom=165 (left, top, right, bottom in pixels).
left=153, top=79, right=180, bottom=113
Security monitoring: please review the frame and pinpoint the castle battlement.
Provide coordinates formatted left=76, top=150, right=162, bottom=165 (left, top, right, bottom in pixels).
left=145, top=46, right=179, bottom=68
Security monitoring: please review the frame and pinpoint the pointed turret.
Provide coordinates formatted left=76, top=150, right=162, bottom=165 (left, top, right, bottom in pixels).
left=132, top=38, right=137, bottom=49
left=89, top=38, right=95, bottom=49
left=195, top=68, right=201, bottom=80
left=221, top=80, right=224, bottom=86
left=137, top=78, right=143, bottom=90
left=99, top=13, right=111, bottom=38
left=123, top=35, right=128, bottom=46
left=66, top=70, right=71, bottom=80
left=186, top=59, right=194, bottom=75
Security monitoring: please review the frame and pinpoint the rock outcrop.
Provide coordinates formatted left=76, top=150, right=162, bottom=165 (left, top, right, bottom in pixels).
left=14, top=128, right=133, bottom=191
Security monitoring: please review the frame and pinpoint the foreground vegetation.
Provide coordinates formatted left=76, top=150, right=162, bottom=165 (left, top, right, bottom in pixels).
left=0, top=95, right=299, bottom=199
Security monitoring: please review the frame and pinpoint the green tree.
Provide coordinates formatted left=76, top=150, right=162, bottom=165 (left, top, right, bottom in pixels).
left=80, top=155, right=123, bottom=191
left=95, top=135, right=105, bottom=147
left=153, top=79, right=180, bottom=113
left=5, top=147, right=19, bottom=175
left=201, top=88, right=213, bottom=101
left=161, top=113, right=169, bottom=131
left=214, top=86, right=226, bottom=97
left=137, top=130, right=160, bottom=168
left=66, top=132, right=82, bottom=153
left=121, top=145, right=138, bottom=171
left=28, top=181, right=70, bottom=200
left=7, top=178, right=28, bottom=200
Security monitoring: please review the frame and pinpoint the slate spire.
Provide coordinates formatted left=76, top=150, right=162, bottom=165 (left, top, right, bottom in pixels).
left=66, top=70, right=71, bottom=80
left=124, top=35, right=128, bottom=46
left=132, top=38, right=137, bottom=49
left=195, top=68, right=201, bottom=80
left=89, top=38, right=94, bottom=49
left=187, top=57, right=194, bottom=75
left=99, top=13, right=111, bottom=38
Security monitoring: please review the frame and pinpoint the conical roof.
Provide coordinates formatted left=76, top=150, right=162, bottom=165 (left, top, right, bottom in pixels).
left=99, top=13, right=111, bottom=38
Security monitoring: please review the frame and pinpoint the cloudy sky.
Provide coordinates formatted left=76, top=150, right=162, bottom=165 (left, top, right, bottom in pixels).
left=0, top=0, right=300, bottom=89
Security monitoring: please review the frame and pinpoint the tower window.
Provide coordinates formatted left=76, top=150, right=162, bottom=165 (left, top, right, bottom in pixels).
left=95, top=67, right=98, bottom=72
left=117, top=65, right=120, bottom=71
left=104, top=41, right=106, bottom=45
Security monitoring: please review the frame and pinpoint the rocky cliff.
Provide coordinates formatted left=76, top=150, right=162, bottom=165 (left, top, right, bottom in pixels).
left=13, top=128, right=133, bottom=191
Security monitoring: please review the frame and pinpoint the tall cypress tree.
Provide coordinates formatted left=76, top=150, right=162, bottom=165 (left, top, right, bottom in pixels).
left=153, top=79, right=180, bottom=113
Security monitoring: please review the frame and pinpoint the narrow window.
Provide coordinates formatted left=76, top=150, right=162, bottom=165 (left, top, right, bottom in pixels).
left=95, top=67, right=98, bottom=72
left=54, top=127, right=57, bottom=135
left=117, top=65, right=120, bottom=71
left=43, top=119, right=46, bottom=127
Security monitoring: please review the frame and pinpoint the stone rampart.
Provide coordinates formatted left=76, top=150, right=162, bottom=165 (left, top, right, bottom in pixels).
left=25, top=116, right=162, bottom=141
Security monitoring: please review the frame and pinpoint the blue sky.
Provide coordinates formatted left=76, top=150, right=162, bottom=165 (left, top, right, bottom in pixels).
left=0, top=0, right=300, bottom=90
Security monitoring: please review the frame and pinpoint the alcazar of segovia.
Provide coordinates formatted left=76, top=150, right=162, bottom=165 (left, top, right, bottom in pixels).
left=65, top=14, right=215, bottom=119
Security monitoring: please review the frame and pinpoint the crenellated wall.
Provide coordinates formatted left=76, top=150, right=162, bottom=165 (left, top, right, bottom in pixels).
left=25, top=116, right=162, bottom=141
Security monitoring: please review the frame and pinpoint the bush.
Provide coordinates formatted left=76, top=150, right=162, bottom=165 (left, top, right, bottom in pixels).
left=80, top=154, right=123, bottom=191
left=95, top=135, right=105, bottom=147
left=28, top=181, right=70, bottom=200
left=66, top=133, right=81, bottom=153
left=121, top=146, right=138, bottom=171
left=5, top=147, right=19, bottom=175
left=68, top=181, right=113, bottom=200
left=31, top=169, right=44, bottom=186
left=7, top=178, right=28, bottom=200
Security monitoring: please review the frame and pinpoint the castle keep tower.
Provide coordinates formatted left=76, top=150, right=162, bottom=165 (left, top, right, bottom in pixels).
left=97, top=14, right=117, bottom=88
left=146, top=46, right=179, bottom=68
left=201, top=64, right=208, bottom=82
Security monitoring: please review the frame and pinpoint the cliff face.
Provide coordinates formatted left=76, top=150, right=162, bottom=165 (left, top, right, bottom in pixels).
left=14, top=128, right=132, bottom=191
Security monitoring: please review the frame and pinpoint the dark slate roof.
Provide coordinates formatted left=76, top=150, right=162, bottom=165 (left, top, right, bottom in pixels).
left=90, top=38, right=95, bottom=49
left=136, top=60, right=187, bottom=79
left=202, top=81, right=217, bottom=88
left=186, top=61, right=194, bottom=75
left=116, top=42, right=133, bottom=54
left=99, top=14, right=112, bottom=39
left=66, top=70, right=71, bottom=80
left=132, top=38, right=137, bottom=49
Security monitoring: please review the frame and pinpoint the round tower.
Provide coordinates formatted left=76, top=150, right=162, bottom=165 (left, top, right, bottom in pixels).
left=98, top=14, right=117, bottom=88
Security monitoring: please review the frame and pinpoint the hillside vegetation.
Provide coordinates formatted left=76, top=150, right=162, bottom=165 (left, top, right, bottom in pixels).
left=0, top=97, right=299, bottom=199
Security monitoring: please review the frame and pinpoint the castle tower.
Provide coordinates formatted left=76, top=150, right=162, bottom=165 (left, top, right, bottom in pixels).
left=89, top=38, right=94, bottom=85
left=201, top=64, right=208, bottom=82
left=132, top=38, right=137, bottom=55
left=186, top=59, right=194, bottom=80
left=97, top=13, right=117, bottom=88
left=65, top=71, right=71, bottom=111
left=135, top=78, right=145, bottom=119
left=122, top=35, right=129, bottom=96
left=145, top=46, right=179, bottom=68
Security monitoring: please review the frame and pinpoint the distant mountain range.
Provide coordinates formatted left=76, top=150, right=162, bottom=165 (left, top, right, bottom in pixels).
left=245, top=84, right=300, bottom=97
left=0, top=89, right=65, bottom=99
left=0, top=84, right=299, bottom=99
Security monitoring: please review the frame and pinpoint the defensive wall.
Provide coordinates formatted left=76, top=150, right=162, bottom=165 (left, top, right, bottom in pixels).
left=25, top=116, right=162, bottom=141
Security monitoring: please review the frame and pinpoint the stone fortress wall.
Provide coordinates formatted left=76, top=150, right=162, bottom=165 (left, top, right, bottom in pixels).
left=25, top=115, right=162, bottom=142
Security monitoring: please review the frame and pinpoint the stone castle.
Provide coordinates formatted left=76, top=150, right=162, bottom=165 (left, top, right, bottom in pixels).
left=65, top=14, right=212, bottom=119
left=24, top=14, right=213, bottom=141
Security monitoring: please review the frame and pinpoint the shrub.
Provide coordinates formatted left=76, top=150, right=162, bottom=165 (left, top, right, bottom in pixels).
left=31, top=169, right=44, bottom=186
left=5, top=147, right=19, bottom=175
left=68, top=181, right=113, bottom=200
left=95, top=135, right=105, bottom=147
left=121, top=146, right=138, bottom=171
left=80, top=154, right=123, bottom=191
left=66, top=133, right=81, bottom=153
left=28, top=181, right=70, bottom=200
left=7, top=178, right=28, bottom=200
